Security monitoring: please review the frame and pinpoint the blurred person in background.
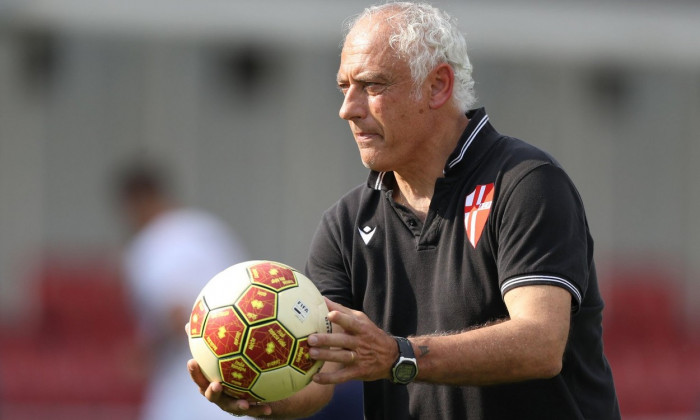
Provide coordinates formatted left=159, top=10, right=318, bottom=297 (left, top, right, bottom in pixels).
left=115, top=160, right=250, bottom=420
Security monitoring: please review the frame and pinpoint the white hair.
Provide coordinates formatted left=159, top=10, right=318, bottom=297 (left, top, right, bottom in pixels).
left=344, top=2, right=477, bottom=112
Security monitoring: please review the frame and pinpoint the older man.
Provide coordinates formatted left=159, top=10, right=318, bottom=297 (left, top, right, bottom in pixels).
left=189, top=2, right=620, bottom=419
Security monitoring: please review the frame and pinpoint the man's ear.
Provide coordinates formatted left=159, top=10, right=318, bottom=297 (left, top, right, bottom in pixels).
left=428, top=63, right=455, bottom=109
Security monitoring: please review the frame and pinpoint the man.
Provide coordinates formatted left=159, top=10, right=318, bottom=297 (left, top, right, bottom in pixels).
left=188, top=2, right=620, bottom=418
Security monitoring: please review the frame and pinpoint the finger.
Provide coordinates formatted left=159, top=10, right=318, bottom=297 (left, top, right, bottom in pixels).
left=204, top=382, right=249, bottom=412
left=241, top=404, right=273, bottom=417
left=308, top=329, right=356, bottom=350
left=216, top=397, right=273, bottom=417
left=313, top=366, right=357, bottom=385
left=324, top=298, right=368, bottom=335
left=324, top=297, right=353, bottom=315
left=204, top=380, right=225, bottom=403
left=309, top=347, right=357, bottom=364
left=187, top=359, right=210, bottom=394
left=327, top=309, right=363, bottom=335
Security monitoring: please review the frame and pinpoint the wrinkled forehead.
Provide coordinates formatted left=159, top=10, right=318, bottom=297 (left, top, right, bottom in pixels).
left=337, top=8, right=414, bottom=82
left=339, top=26, right=401, bottom=78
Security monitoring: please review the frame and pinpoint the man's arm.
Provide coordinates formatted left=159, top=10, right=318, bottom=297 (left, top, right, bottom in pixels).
left=309, top=285, right=571, bottom=386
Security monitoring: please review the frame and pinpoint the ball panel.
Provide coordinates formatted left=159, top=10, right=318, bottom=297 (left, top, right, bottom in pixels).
left=244, top=321, right=295, bottom=372
left=221, top=385, right=262, bottom=402
left=291, top=337, right=323, bottom=375
left=276, top=273, right=330, bottom=337
left=250, top=366, right=310, bottom=402
left=235, top=285, right=278, bottom=324
left=219, top=355, right=260, bottom=390
left=247, top=261, right=298, bottom=292
left=200, top=263, right=252, bottom=309
left=203, top=306, right=246, bottom=357
left=189, top=298, right=208, bottom=338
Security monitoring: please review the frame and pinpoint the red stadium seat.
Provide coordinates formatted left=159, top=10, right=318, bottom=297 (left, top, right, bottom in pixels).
left=601, top=264, right=700, bottom=418
left=0, top=254, right=147, bottom=420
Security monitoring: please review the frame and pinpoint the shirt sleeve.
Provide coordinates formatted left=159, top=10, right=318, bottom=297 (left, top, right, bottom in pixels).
left=496, top=163, right=592, bottom=312
left=304, top=209, right=355, bottom=308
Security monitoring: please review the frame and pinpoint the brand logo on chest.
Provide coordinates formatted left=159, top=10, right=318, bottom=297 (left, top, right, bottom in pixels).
left=358, top=226, right=377, bottom=245
left=464, top=183, right=495, bottom=248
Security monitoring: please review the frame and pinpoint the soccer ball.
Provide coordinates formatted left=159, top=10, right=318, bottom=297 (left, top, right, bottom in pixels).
left=188, top=260, right=331, bottom=402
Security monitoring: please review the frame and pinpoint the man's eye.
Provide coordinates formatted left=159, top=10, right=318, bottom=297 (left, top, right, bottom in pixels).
left=364, top=82, right=383, bottom=93
left=337, top=82, right=383, bottom=95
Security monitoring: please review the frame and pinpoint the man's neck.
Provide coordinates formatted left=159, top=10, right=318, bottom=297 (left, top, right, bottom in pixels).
left=392, top=113, right=469, bottom=221
left=392, top=174, right=433, bottom=221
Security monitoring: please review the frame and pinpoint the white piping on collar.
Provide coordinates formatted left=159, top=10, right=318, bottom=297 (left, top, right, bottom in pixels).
left=373, top=171, right=386, bottom=190
left=446, top=114, right=489, bottom=171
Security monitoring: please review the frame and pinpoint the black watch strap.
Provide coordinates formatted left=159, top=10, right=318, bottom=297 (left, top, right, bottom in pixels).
left=395, top=336, right=415, bottom=359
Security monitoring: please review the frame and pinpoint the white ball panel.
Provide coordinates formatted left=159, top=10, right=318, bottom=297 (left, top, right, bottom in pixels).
left=276, top=274, right=328, bottom=337
left=250, top=366, right=310, bottom=402
left=199, top=262, right=254, bottom=309
left=189, top=337, right=223, bottom=382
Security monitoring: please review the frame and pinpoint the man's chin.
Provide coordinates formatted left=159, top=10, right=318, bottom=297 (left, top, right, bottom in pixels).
left=361, top=156, right=378, bottom=171
left=360, top=151, right=392, bottom=172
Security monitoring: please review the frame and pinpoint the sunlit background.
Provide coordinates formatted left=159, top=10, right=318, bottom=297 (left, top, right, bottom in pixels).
left=1, top=0, right=699, bottom=419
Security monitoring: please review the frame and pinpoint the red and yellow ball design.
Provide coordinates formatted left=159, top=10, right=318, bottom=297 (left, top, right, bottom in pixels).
left=188, top=260, right=330, bottom=402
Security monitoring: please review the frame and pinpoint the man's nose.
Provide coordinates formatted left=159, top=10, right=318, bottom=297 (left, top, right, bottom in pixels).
left=339, top=85, right=366, bottom=121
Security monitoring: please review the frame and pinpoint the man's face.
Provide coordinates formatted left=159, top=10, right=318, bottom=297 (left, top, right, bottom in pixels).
left=337, top=19, right=431, bottom=172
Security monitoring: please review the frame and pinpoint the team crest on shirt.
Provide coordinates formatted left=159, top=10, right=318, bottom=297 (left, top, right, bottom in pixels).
left=464, top=183, right=495, bottom=248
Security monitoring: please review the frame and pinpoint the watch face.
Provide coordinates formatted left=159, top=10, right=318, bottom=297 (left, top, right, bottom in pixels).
left=396, top=362, right=417, bottom=382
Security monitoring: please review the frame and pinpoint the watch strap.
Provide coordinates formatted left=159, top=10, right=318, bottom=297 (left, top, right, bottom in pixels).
left=394, top=336, right=415, bottom=359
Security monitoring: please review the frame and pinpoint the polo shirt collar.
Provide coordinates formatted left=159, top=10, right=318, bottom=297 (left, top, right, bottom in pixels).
left=443, top=107, right=492, bottom=175
left=366, top=107, right=495, bottom=190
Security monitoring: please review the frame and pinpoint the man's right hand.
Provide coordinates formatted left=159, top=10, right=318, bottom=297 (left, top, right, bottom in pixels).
left=187, top=359, right=273, bottom=417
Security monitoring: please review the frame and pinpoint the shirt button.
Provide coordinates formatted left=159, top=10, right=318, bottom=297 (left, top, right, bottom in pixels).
left=408, top=219, right=417, bottom=227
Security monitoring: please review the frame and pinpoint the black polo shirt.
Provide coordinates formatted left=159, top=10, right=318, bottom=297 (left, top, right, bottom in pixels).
left=306, top=108, right=620, bottom=419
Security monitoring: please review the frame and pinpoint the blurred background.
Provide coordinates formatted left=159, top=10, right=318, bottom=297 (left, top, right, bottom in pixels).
left=1, top=0, right=699, bottom=419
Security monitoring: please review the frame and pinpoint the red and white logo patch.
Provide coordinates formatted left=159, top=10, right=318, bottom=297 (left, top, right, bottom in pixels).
left=464, top=183, right=495, bottom=248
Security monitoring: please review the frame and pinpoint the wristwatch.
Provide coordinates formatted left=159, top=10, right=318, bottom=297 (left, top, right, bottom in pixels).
left=390, top=336, right=419, bottom=384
